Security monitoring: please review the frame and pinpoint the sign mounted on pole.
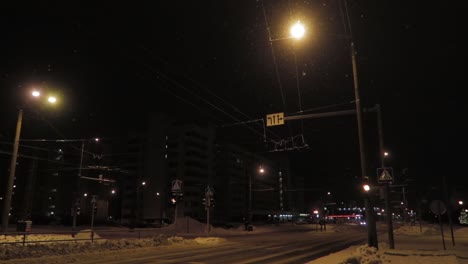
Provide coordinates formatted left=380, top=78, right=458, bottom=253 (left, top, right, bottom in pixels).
left=172, top=179, right=182, bottom=193
left=266, top=112, right=284, bottom=127
left=205, top=186, right=214, bottom=197
left=377, top=167, right=393, bottom=184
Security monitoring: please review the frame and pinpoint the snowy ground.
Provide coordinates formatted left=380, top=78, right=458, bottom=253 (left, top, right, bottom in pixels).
left=306, top=223, right=468, bottom=264
left=2, top=220, right=468, bottom=264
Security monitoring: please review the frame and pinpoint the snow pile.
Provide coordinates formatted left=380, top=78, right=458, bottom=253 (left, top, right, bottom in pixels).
left=338, top=245, right=388, bottom=264
left=193, top=237, right=226, bottom=245
left=162, top=217, right=207, bottom=234
left=393, top=225, right=439, bottom=236
left=161, top=217, right=278, bottom=236
left=0, top=230, right=101, bottom=244
left=0, top=234, right=185, bottom=261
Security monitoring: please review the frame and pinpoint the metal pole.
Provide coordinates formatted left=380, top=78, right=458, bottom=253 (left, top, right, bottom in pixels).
left=376, top=104, right=394, bottom=249
left=248, top=169, right=252, bottom=225
left=206, top=194, right=210, bottom=235
left=136, top=186, right=140, bottom=225
left=91, top=199, right=95, bottom=242
left=1, top=109, right=23, bottom=234
left=72, top=141, right=84, bottom=235
left=402, top=186, right=407, bottom=222
left=350, top=42, right=378, bottom=248
left=443, top=176, right=455, bottom=246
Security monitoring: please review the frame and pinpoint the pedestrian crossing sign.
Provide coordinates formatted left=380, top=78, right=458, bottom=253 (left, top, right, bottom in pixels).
left=205, top=186, right=213, bottom=197
left=172, top=179, right=182, bottom=192
left=377, top=167, right=393, bottom=183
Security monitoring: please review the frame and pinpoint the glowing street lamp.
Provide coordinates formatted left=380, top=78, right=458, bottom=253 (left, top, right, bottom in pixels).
left=48, top=96, right=57, bottom=103
left=32, top=90, right=40, bottom=97
left=136, top=181, right=147, bottom=223
left=290, top=21, right=305, bottom=39
left=1, top=89, right=60, bottom=233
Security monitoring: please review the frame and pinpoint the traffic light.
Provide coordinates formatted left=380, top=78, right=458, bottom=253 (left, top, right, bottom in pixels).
left=209, top=197, right=215, bottom=208
left=170, top=193, right=178, bottom=205
left=93, top=205, right=97, bottom=215
left=74, top=199, right=81, bottom=215
left=362, top=177, right=370, bottom=192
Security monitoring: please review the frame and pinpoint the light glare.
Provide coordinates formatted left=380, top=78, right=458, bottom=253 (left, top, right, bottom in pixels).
left=48, top=96, right=57, bottom=103
left=291, top=21, right=305, bottom=39
left=32, top=91, right=40, bottom=97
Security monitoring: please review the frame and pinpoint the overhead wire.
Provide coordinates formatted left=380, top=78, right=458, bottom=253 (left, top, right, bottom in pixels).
left=292, top=100, right=356, bottom=114
left=136, top=44, right=283, bottom=141
left=21, top=107, right=100, bottom=158
left=67, top=16, right=282, bottom=146
left=107, top=41, right=271, bottom=143
left=133, top=57, right=269, bottom=141
left=0, top=149, right=81, bottom=167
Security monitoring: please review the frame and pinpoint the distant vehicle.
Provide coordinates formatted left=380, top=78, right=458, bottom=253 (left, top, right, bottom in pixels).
left=295, top=217, right=313, bottom=225
left=140, top=218, right=171, bottom=228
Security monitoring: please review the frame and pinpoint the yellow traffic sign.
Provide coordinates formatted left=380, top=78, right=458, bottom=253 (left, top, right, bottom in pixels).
left=266, top=112, right=284, bottom=127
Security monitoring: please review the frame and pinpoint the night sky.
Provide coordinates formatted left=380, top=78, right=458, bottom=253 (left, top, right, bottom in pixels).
left=0, top=2, right=461, bottom=203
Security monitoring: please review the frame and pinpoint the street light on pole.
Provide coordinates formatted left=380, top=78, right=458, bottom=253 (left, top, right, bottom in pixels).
left=136, top=181, right=147, bottom=225
left=1, top=90, right=58, bottom=233
left=281, top=15, right=378, bottom=248
left=350, top=39, right=378, bottom=249
left=247, top=165, right=265, bottom=227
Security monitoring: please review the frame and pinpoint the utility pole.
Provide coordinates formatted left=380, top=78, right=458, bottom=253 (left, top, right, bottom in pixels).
left=248, top=168, right=252, bottom=225
left=90, top=195, right=97, bottom=242
left=443, top=176, right=455, bottom=246
left=350, top=41, right=378, bottom=249
left=1, top=109, right=23, bottom=234
left=376, top=104, right=394, bottom=249
left=72, top=141, right=85, bottom=235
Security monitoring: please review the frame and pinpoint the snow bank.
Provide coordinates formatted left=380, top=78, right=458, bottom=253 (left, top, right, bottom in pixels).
left=338, top=245, right=388, bottom=264
left=0, top=234, right=178, bottom=261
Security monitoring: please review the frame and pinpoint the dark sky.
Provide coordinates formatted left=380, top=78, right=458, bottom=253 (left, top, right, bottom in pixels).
left=0, top=2, right=461, bottom=201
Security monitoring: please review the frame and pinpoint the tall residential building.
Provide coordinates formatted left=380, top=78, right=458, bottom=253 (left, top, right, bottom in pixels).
left=165, top=123, right=216, bottom=221
left=213, top=144, right=291, bottom=223
left=116, top=116, right=216, bottom=225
